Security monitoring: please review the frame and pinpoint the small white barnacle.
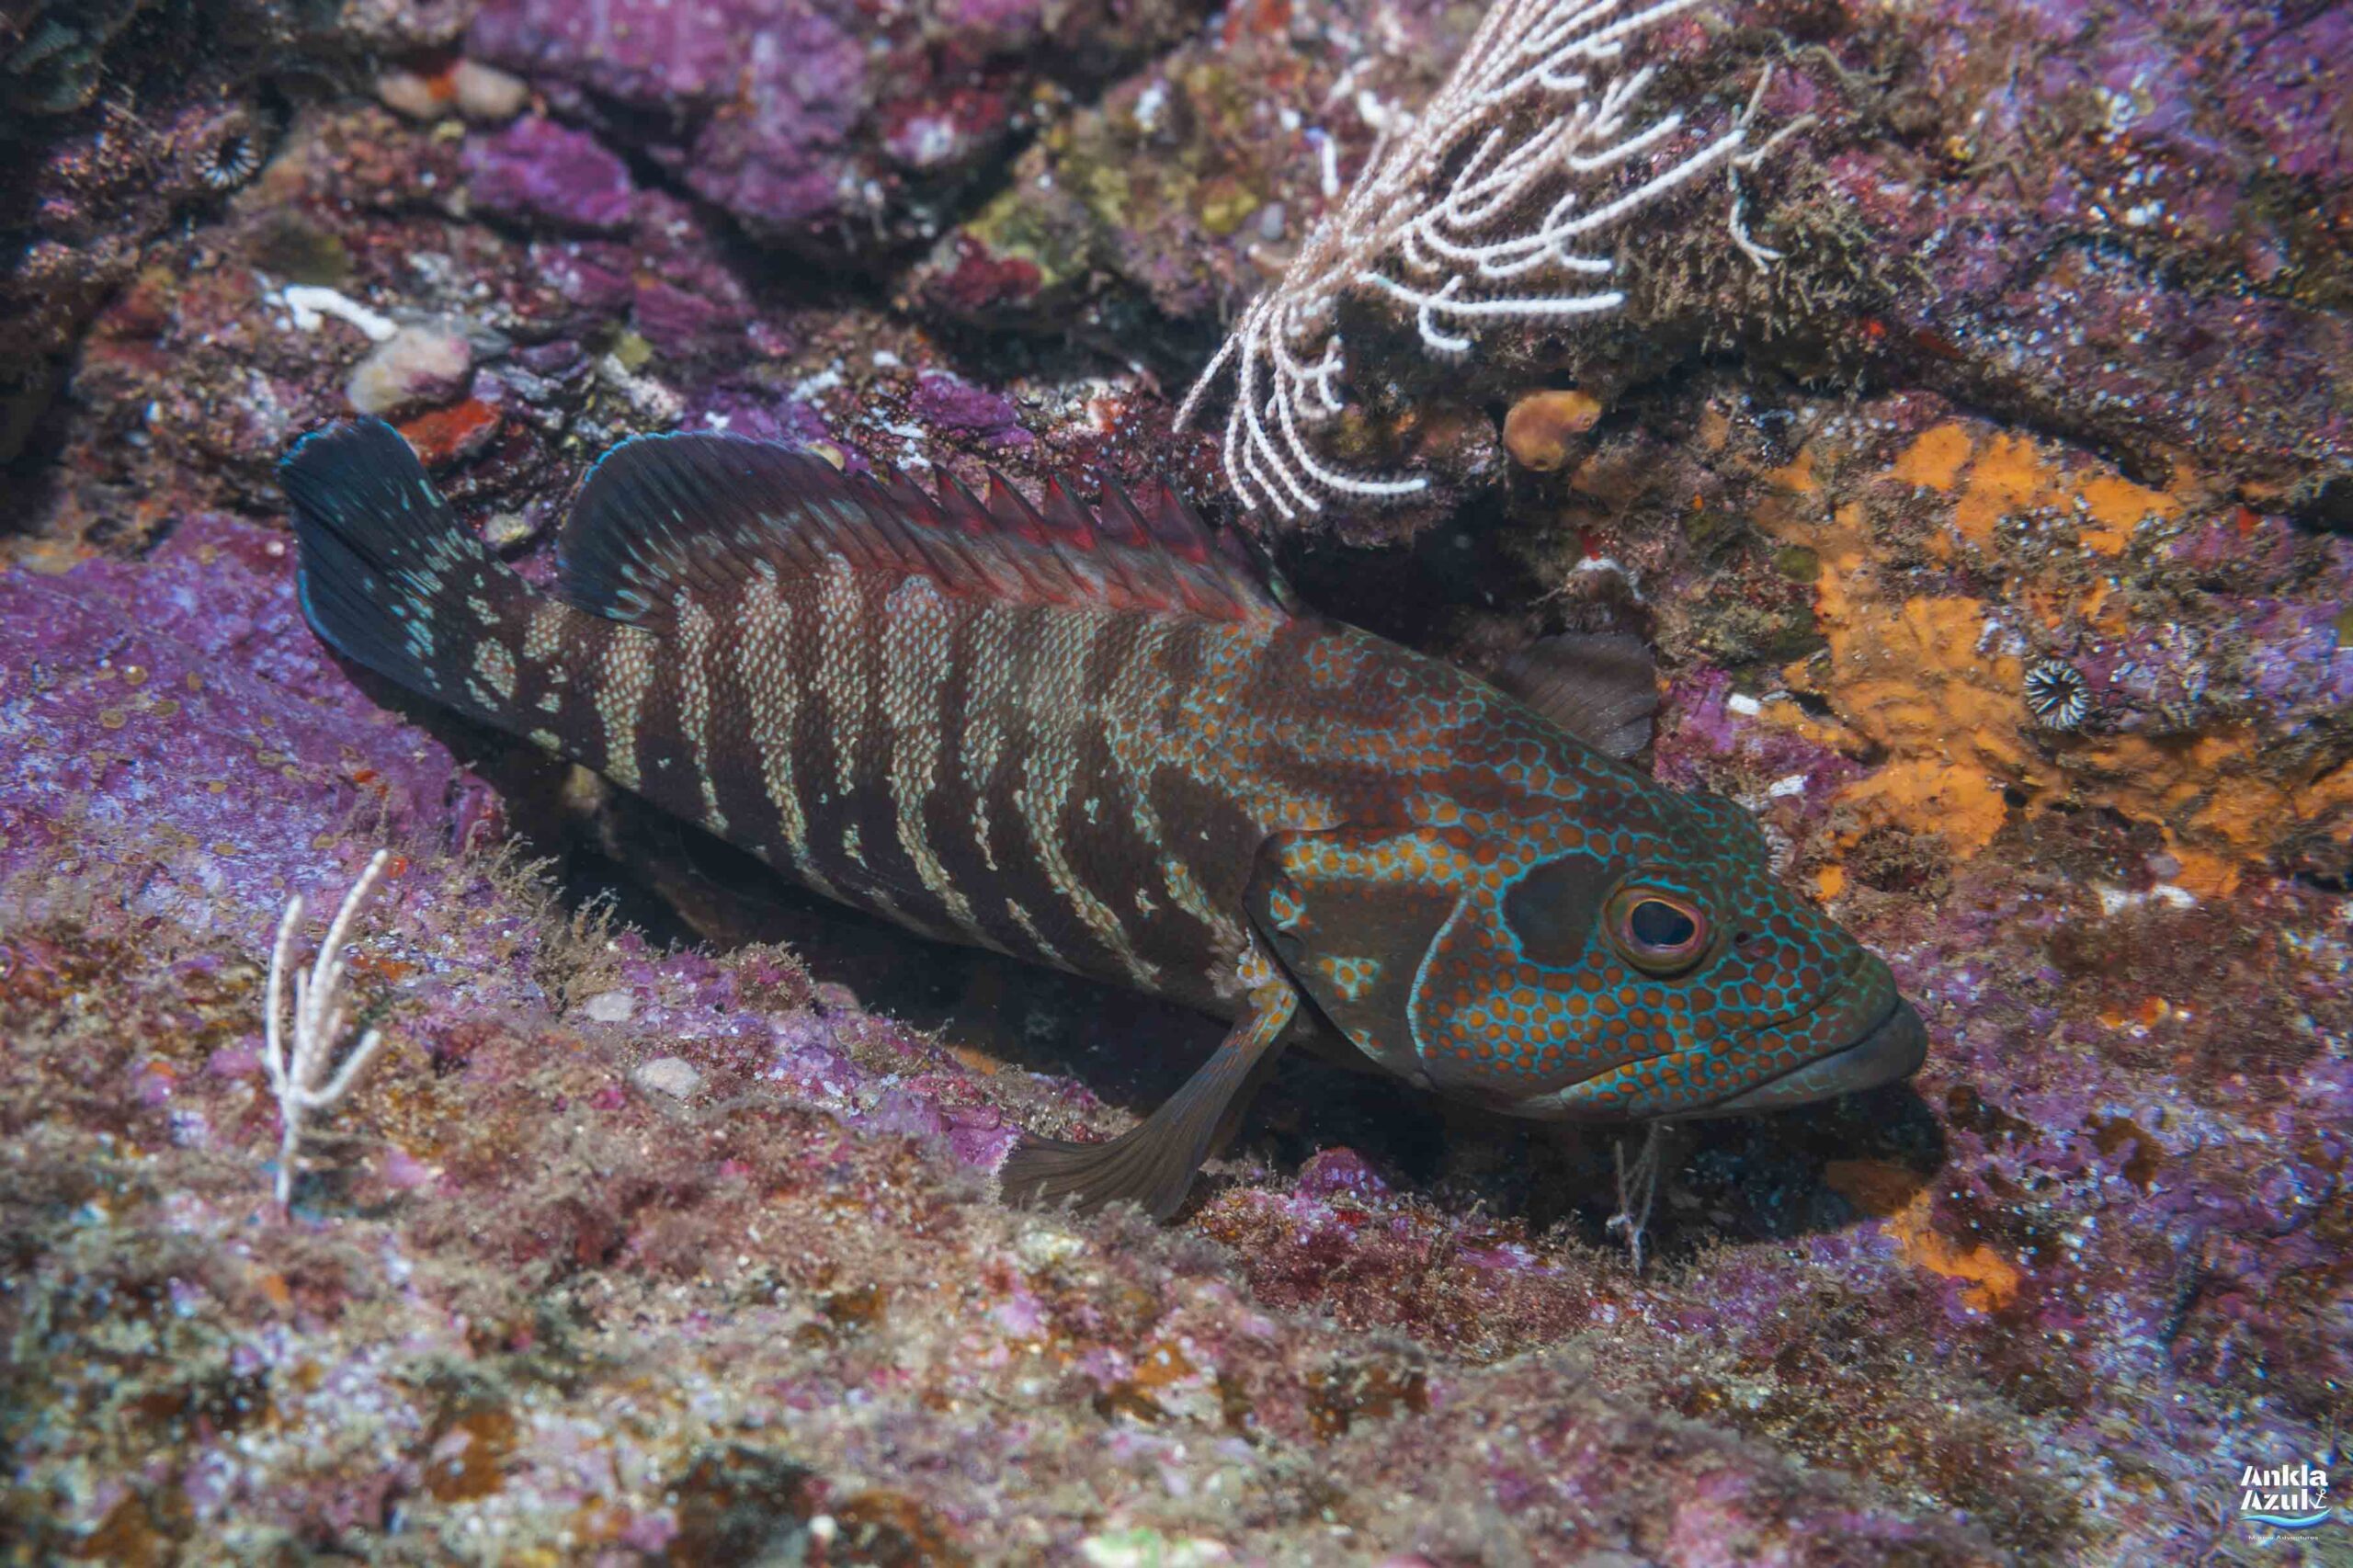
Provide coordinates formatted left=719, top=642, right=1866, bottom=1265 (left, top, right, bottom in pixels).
left=2023, top=659, right=2091, bottom=731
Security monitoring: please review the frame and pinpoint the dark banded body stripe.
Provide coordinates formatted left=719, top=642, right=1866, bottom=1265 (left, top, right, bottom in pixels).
left=496, top=551, right=1330, bottom=1016
left=280, top=423, right=1537, bottom=1019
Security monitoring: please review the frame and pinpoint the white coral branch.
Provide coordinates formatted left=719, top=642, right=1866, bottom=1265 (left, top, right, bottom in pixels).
left=1176, top=0, right=1803, bottom=516
left=262, top=848, right=393, bottom=1213
left=1606, top=1120, right=1667, bottom=1271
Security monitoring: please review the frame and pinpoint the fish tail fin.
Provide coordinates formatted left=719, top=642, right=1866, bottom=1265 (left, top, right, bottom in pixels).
left=280, top=419, right=547, bottom=731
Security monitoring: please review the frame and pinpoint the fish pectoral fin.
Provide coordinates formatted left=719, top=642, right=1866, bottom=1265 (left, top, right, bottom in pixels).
left=998, top=987, right=1298, bottom=1222
left=1481, top=631, right=1658, bottom=764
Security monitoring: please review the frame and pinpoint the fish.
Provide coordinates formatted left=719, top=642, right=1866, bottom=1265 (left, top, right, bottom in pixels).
left=279, top=419, right=1927, bottom=1220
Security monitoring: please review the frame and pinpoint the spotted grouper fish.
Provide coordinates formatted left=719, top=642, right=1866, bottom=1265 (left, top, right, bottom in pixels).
left=280, top=420, right=1926, bottom=1218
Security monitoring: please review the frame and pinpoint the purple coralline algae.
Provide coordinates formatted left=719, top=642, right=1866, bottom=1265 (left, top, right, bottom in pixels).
left=2, top=0, right=2349, bottom=1559
left=464, top=116, right=640, bottom=233
left=909, top=371, right=1036, bottom=448
left=466, top=0, right=1201, bottom=259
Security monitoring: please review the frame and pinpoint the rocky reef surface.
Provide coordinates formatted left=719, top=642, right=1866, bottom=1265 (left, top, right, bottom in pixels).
left=1, top=0, right=2347, bottom=1561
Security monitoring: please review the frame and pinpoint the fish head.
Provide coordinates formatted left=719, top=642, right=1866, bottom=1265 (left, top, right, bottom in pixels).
left=1245, top=779, right=1924, bottom=1121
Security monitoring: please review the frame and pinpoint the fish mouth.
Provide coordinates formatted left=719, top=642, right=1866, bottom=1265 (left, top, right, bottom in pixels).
left=1684, top=992, right=1927, bottom=1118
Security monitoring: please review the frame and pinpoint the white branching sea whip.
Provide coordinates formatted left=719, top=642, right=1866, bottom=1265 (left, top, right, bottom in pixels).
left=262, top=848, right=393, bottom=1213
left=1177, top=0, right=1808, bottom=517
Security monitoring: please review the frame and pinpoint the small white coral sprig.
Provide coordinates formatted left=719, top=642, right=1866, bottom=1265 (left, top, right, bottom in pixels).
left=262, top=848, right=393, bottom=1213
left=1177, top=0, right=1807, bottom=517
left=1606, top=1120, right=1668, bottom=1271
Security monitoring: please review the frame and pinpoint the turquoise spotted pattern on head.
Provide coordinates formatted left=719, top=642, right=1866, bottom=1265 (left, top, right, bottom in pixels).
left=1243, top=665, right=1919, bottom=1121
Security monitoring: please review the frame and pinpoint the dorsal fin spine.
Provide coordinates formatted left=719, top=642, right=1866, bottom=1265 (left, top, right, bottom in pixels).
left=1096, top=478, right=1146, bottom=545
left=1111, top=477, right=1191, bottom=608
left=857, top=487, right=928, bottom=574
left=939, top=472, right=994, bottom=538
left=876, top=470, right=943, bottom=531
left=885, top=488, right=978, bottom=587
left=984, top=470, right=1054, bottom=547
left=1038, top=477, right=1094, bottom=542
left=1148, top=481, right=1210, bottom=563
left=996, top=472, right=1099, bottom=603
left=794, top=492, right=855, bottom=571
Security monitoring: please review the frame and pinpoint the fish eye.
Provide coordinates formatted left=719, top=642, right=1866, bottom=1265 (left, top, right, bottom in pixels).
left=1607, top=887, right=1710, bottom=975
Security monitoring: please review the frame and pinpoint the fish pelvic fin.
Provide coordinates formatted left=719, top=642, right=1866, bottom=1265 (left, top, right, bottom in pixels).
left=999, top=983, right=1297, bottom=1221
left=281, top=420, right=555, bottom=733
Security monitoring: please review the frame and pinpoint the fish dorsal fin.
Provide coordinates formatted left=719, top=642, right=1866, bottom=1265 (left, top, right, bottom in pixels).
left=557, top=433, right=1288, bottom=632
left=1484, top=631, right=1659, bottom=763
